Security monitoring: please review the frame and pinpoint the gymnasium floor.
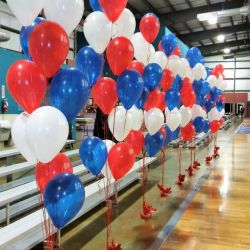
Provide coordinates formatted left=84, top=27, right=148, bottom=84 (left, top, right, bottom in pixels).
left=61, top=119, right=246, bottom=250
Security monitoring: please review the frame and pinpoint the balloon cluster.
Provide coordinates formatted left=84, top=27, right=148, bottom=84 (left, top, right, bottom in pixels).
left=6, top=0, right=227, bottom=232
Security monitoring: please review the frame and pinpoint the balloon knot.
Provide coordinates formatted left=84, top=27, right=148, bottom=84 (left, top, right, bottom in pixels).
left=205, top=156, right=213, bottom=165
left=213, top=146, right=220, bottom=158
left=176, top=174, right=185, bottom=185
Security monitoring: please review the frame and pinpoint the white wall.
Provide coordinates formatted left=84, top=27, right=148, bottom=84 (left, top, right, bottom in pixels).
left=205, top=55, right=250, bottom=92
left=0, top=1, right=75, bottom=60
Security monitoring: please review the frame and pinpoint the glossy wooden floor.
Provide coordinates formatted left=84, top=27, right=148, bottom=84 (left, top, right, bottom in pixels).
left=162, top=120, right=250, bottom=250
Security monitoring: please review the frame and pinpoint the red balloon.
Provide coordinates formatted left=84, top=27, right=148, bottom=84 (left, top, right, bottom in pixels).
left=159, top=127, right=166, bottom=140
left=29, top=21, right=69, bottom=78
left=158, top=92, right=166, bottom=111
left=108, top=142, right=135, bottom=180
left=171, top=47, right=181, bottom=56
left=99, top=0, right=128, bottom=22
left=106, top=37, right=134, bottom=76
left=144, top=88, right=162, bottom=111
left=6, top=60, right=47, bottom=114
left=181, top=79, right=196, bottom=108
left=127, top=60, right=145, bottom=75
left=92, top=77, right=118, bottom=115
left=210, top=120, right=220, bottom=133
left=181, top=123, right=195, bottom=142
left=125, top=130, right=144, bottom=156
left=139, top=14, right=160, bottom=43
left=35, top=153, right=73, bottom=194
left=160, top=69, right=174, bottom=92
left=212, top=64, right=224, bottom=78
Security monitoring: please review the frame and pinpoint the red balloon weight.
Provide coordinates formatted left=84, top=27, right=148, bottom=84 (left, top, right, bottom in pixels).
left=171, top=47, right=181, bottom=56
left=139, top=14, right=160, bottom=43
left=108, top=142, right=135, bottom=180
left=99, top=0, right=128, bottom=22
left=29, top=21, right=69, bottom=78
left=127, top=60, right=145, bottom=75
left=92, top=77, right=118, bottom=115
left=181, top=123, right=195, bottom=142
left=35, top=153, right=73, bottom=193
left=106, top=37, right=134, bottom=76
left=160, top=69, right=174, bottom=92
left=6, top=60, right=47, bottom=114
left=125, top=130, right=144, bottom=156
left=210, top=120, right=220, bottom=133
left=159, top=127, right=166, bottom=140
left=144, top=88, right=162, bottom=111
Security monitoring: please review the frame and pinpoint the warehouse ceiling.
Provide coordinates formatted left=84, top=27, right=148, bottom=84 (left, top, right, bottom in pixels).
left=1, top=0, right=250, bottom=57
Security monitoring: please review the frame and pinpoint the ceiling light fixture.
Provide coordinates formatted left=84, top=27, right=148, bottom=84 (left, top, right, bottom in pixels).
left=217, top=34, right=225, bottom=42
left=224, top=48, right=231, bottom=54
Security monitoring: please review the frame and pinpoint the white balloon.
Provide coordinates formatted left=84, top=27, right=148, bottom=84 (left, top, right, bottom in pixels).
left=44, top=0, right=84, bottom=34
left=179, top=106, right=192, bottom=127
left=216, top=74, right=224, bottom=90
left=144, top=108, right=164, bottom=135
left=84, top=11, right=112, bottom=53
left=26, top=106, right=69, bottom=163
left=127, top=106, right=143, bottom=131
left=102, top=140, right=115, bottom=182
left=131, top=32, right=154, bottom=65
left=191, top=104, right=204, bottom=120
left=149, top=51, right=168, bottom=69
left=208, top=107, right=220, bottom=121
left=7, top=0, right=45, bottom=26
left=11, top=113, right=37, bottom=164
left=178, top=58, right=190, bottom=79
left=207, top=75, right=217, bottom=88
left=167, top=55, right=181, bottom=76
left=113, top=8, right=135, bottom=39
left=192, top=63, right=207, bottom=80
left=220, top=80, right=227, bottom=91
left=165, top=108, right=181, bottom=132
left=108, top=106, right=133, bottom=141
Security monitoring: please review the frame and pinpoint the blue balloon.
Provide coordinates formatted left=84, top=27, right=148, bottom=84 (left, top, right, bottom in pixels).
left=161, top=33, right=178, bottom=56
left=210, top=87, right=222, bottom=102
left=196, top=95, right=206, bottom=106
left=164, top=125, right=172, bottom=146
left=193, top=117, right=205, bottom=133
left=203, top=119, right=210, bottom=133
left=171, top=75, right=182, bottom=91
left=145, top=132, right=164, bottom=157
left=165, top=89, right=180, bottom=111
left=20, top=17, right=44, bottom=59
left=117, top=70, right=144, bottom=110
left=79, top=136, right=107, bottom=176
left=216, top=99, right=225, bottom=112
left=89, top=0, right=102, bottom=11
left=135, top=87, right=149, bottom=109
left=76, top=46, right=104, bottom=86
left=193, top=80, right=210, bottom=96
left=205, top=67, right=211, bottom=78
left=204, top=98, right=214, bottom=113
left=44, top=173, right=85, bottom=229
left=186, top=47, right=204, bottom=68
left=50, top=68, right=90, bottom=122
left=172, top=127, right=180, bottom=140
left=143, top=63, right=163, bottom=91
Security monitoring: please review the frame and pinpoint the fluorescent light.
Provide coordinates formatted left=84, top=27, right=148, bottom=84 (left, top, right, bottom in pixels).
left=224, top=48, right=231, bottom=54
left=197, top=12, right=217, bottom=22
left=208, top=16, right=218, bottom=25
left=217, top=34, right=225, bottom=42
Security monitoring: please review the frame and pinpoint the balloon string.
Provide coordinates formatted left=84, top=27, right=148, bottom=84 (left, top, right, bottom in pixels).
left=161, top=150, right=166, bottom=186
left=123, top=110, right=128, bottom=138
left=193, top=136, right=196, bottom=164
left=178, top=144, right=182, bottom=175
left=146, top=44, right=151, bottom=65
left=142, top=152, right=146, bottom=206
left=112, top=106, right=117, bottom=142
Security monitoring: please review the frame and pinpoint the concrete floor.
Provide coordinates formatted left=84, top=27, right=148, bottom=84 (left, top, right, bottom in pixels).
left=61, top=119, right=242, bottom=250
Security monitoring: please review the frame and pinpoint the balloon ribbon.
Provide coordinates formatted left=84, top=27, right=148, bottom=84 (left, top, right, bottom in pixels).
left=185, top=140, right=194, bottom=176
left=176, top=144, right=185, bottom=185
left=157, top=150, right=172, bottom=197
